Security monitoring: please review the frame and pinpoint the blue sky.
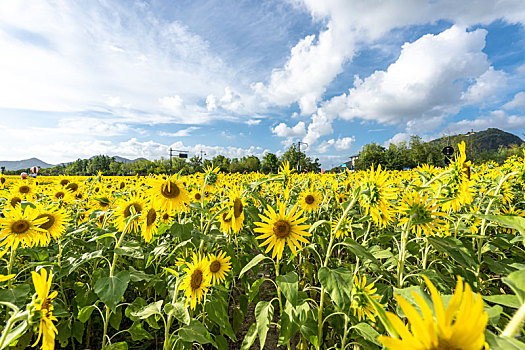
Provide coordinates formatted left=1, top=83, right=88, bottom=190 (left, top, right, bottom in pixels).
left=0, top=0, right=524, bottom=168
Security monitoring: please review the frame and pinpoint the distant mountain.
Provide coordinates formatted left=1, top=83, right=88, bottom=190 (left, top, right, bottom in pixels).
left=111, top=156, right=148, bottom=163
left=429, top=128, right=523, bottom=152
left=0, top=158, right=54, bottom=171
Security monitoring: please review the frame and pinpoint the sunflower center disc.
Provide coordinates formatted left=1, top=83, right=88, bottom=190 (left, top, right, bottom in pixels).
left=37, top=214, right=56, bottom=230
left=124, top=203, right=143, bottom=217
left=210, top=260, right=221, bottom=273
left=222, top=212, right=232, bottom=223
left=65, top=183, right=78, bottom=191
left=10, top=197, right=21, bottom=207
left=190, top=269, right=203, bottom=289
left=19, top=185, right=30, bottom=194
left=55, top=192, right=65, bottom=199
left=60, top=179, right=69, bottom=186
left=146, top=209, right=156, bottom=226
left=0, top=177, right=5, bottom=184
left=273, top=220, right=291, bottom=238
left=233, top=198, right=243, bottom=218
left=162, top=213, right=170, bottom=221
left=305, top=195, right=315, bottom=204
left=12, top=220, right=30, bottom=234
left=161, top=182, right=180, bottom=198
left=195, top=193, right=201, bottom=200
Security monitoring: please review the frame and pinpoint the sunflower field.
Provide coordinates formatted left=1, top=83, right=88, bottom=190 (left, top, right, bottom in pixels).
left=0, top=142, right=524, bottom=350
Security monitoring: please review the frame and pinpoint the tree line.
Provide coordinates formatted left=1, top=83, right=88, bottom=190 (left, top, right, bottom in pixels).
left=3, top=146, right=321, bottom=176
left=354, top=136, right=525, bottom=170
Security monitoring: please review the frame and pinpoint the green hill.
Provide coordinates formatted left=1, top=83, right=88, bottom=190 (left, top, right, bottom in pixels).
left=429, top=128, right=523, bottom=153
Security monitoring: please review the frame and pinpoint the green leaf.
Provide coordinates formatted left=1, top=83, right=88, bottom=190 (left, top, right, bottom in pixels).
left=255, top=300, right=274, bottom=349
left=215, top=334, right=229, bottom=350
left=115, top=242, right=144, bottom=259
left=298, top=312, right=318, bottom=347
left=129, top=266, right=154, bottom=282
left=178, top=320, right=215, bottom=346
left=77, top=305, right=96, bottom=323
left=341, top=238, right=380, bottom=266
left=483, top=295, right=521, bottom=308
left=109, top=308, right=123, bottom=330
left=108, top=342, right=128, bottom=350
left=128, top=321, right=153, bottom=341
left=94, top=271, right=130, bottom=311
left=205, top=298, right=236, bottom=340
left=428, top=237, right=476, bottom=269
left=164, top=302, right=191, bottom=325
left=475, top=214, right=525, bottom=242
left=248, top=279, right=265, bottom=303
left=308, top=220, right=329, bottom=233
left=71, top=321, right=84, bottom=344
left=131, top=300, right=163, bottom=319
left=0, top=284, right=30, bottom=306
left=354, top=323, right=381, bottom=346
left=239, top=254, right=270, bottom=278
left=0, top=320, right=28, bottom=350
left=318, top=267, right=353, bottom=309
left=279, top=302, right=299, bottom=345
left=276, top=272, right=298, bottom=307
left=240, top=323, right=257, bottom=350
left=503, top=269, right=525, bottom=303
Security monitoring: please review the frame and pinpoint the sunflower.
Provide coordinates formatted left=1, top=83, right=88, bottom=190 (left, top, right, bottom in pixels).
left=397, top=191, right=446, bottom=237
left=331, top=213, right=353, bottom=239
left=91, top=192, right=113, bottom=211
left=228, top=188, right=245, bottom=234
left=159, top=211, right=172, bottom=225
left=465, top=205, right=482, bottom=234
left=190, top=190, right=203, bottom=203
left=497, top=206, right=525, bottom=234
left=207, top=251, right=232, bottom=285
left=10, top=180, right=37, bottom=201
left=440, top=142, right=473, bottom=212
left=181, top=253, right=211, bottom=310
left=30, top=268, right=58, bottom=350
left=5, top=192, right=23, bottom=209
left=218, top=210, right=233, bottom=235
left=359, top=165, right=397, bottom=227
left=147, top=176, right=190, bottom=213
left=115, top=193, right=147, bottom=233
left=0, top=204, right=49, bottom=249
left=35, top=205, right=70, bottom=241
left=378, top=275, right=488, bottom=350
left=47, top=186, right=74, bottom=204
left=141, top=206, right=158, bottom=243
left=298, top=188, right=322, bottom=213
left=254, top=202, right=311, bottom=260
left=351, top=274, right=381, bottom=322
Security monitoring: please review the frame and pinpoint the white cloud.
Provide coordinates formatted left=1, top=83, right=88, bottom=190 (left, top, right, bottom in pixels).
left=272, top=121, right=307, bottom=138
left=206, top=95, right=218, bottom=111
left=384, top=132, right=411, bottom=147
left=447, top=110, right=525, bottom=134
left=321, top=26, right=494, bottom=126
left=316, top=136, right=355, bottom=153
left=504, top=92, right=525, bottom=110
left=159, top=126, right=200, bottom=137
left=254, top=0, right=525, bottom=116
left=159, top=95, right=185, bottom=114
left=334, top=136, right=355, bottom=151
left=245, top=119, right=262, bottom=126
left=462, top=67, right=507, bottom=103
left=303, top=109, right=334, bottom=145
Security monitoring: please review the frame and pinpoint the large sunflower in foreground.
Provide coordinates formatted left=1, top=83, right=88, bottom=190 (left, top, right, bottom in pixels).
left=0, top=205, right=48, bottom=249
left=181, top=253, right=211, bottom=310
left=141, top=206, right=159, bottom=243
left=378, top=276, right=488, bottom=350
left=254, top=202, right=311, bottom=260
left=147, top=176, right=190, bottom=213
left=30, top=268, right=58, bottom=350
left=208, top=251, right=232, bottom=285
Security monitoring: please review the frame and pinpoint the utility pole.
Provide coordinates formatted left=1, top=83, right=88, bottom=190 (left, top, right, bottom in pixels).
left=200, top=150, right=206, bottom=162
left=169, top=148, right=189, bottom=175
left=296, top=141, right=308, bottom=172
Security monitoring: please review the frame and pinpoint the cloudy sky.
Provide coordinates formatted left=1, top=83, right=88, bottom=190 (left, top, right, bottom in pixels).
left=1, top=0, right=525, bottom=168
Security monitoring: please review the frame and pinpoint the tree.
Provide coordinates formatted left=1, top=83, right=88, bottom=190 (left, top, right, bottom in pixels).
left=261, top=153, right=279, bottom=173
left=243, top=156, right=261, bottom=172
left=212, top=155, right=230, bottom=172
left=356, top=143, right=386, bottom=170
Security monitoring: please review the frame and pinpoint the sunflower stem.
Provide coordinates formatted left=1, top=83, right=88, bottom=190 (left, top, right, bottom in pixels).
left=274, top=260, right=291, bottom=350
left=340, top=314, right=349, bottom=350
left=6, top=246, right=16, bottom=289
left=0, top=310, right=29, bottom=349
left=397, top=220, right=411, bottom=288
